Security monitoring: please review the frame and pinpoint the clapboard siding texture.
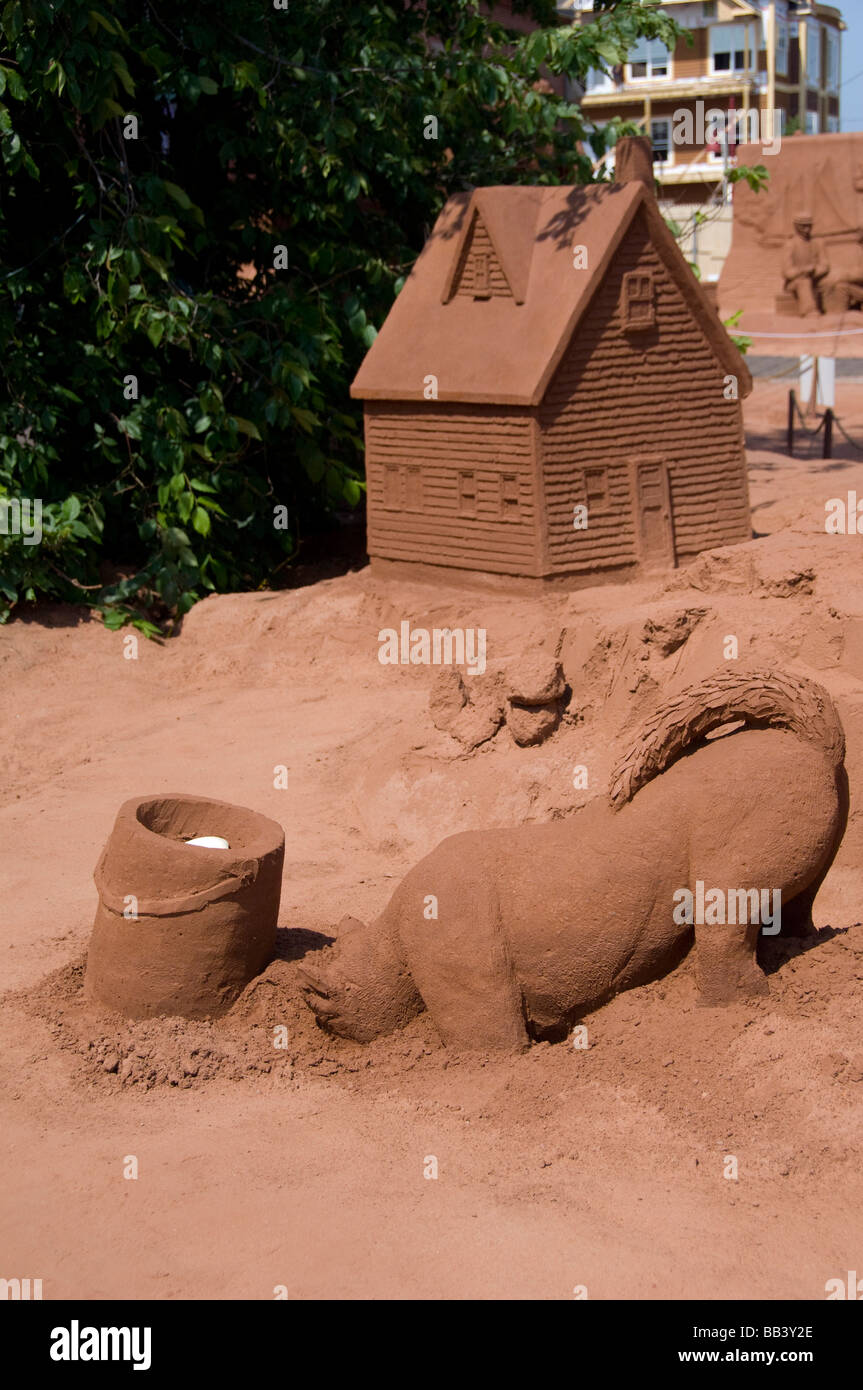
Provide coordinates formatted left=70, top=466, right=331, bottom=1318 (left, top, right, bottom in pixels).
left=538, top=208, right=750, bottom=572
left=365, top=404, right=541, bottom=575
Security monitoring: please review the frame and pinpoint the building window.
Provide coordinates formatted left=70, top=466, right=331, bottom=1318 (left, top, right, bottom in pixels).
left=473, top=251, right=490, bottom=299
left=827, top=115, right=839, bottom=133
left=627, top=38, right=669, bottom=81
left=499, top=474, right=519, bottom=519
left=827, top=28, right=840, bottom=92
left=710, top=24, right=747, bottom=74
left=405, top=467, right=422, bottom=511
left=584, top=467, right=609, bottom=512
left=585, top=67, right=616, bottom=95
left=806, top=110, right=820, bottom=135
left=702, top=1, right=717, bottom=17
left=776, top=20, right=789, bottom=77
left=650, top=118, right=671, bottom=163
left=807, top=21, right=821, bottom=88
left=622, top=270, right=655, bottom=331
left=458, top=470, right=476, bottom=517
left=383, top=464, right=401, bottom=509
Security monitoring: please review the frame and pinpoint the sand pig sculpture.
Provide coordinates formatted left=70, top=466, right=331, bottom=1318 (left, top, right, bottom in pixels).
left=300, top=671, right=848, bottom=1051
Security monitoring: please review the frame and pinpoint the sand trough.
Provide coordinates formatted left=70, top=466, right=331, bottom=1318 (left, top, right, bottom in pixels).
left=85, top=793, right=285, bottom=1020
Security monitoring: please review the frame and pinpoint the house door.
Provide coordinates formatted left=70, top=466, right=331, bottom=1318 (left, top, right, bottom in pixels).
left=634, top=460, right=675, bottom=568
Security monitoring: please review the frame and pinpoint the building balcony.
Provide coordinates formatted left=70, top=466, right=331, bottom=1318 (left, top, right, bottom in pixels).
left=581, top=73, right=762, bottom=108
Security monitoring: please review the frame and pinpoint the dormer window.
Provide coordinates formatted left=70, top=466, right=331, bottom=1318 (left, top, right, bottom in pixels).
left=473, top=252, right=490, bottom=299
left=622, top=270, right=655, bottom=331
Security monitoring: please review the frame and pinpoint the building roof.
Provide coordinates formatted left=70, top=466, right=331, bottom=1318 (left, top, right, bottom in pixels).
left=351, top=180, right=752, bottom=406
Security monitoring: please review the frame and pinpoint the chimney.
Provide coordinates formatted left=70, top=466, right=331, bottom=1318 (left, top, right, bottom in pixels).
left=614, top=135, right=656, bottom=196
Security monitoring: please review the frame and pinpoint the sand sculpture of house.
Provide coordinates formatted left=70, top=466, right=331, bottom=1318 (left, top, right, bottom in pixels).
left=351, top=141, right=753, bottom=588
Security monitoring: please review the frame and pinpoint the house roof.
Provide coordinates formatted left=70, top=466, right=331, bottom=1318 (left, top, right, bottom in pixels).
left=351, top=181, right=752, bottom=407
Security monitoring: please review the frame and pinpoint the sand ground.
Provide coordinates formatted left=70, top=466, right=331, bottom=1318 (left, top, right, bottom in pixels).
left=2, top=377, right=863, bottom=1300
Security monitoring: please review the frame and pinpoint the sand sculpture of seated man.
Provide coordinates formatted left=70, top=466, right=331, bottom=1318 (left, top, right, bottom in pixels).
left=828, top=229, right=863, bottom=312
left=782, top=213, right=829, bottom=317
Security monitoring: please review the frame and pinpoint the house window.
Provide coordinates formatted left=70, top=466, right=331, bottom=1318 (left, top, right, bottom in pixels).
left=807, top=22, right=821, bottom=88
left=650, top=118, right=671, bottom=163
left=405, top=467, right=422, bottom=511
left=827, top=28, right=840, bottom=92
left=499, top=474, right=519, bottom=519
left=806, top=110, right=820, bottom=135
left=827, top=115, right=840, bottom=134
left=628, top=38, right=669, bottom=81
left=458, top=470, right=476, bottom=517
left=585, top=67, right=616, bottom=95
left=776, top=20, right=789, bottom=77
left=584, top=467, right=609, bottom=512
left=710, top=24, right=747, bottom=74
left=702, top=1, right=717, bottom=18
left=473, top=251, right=490, bottom=299
left=622, top=270, right=655, bottom=330
left=383, top=464, right=401, bottom=509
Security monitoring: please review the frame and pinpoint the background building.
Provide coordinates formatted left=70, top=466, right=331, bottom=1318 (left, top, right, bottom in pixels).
left=558, top=2, right=845, bottom=278
left=562, top=1, right=845, bottom=194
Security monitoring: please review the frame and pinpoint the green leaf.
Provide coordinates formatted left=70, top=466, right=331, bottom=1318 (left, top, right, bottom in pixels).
left=163, top=180, right=192, bottom=210
left=4, top=3, right=23, bottom=42
left=229, top=415, right=261, bottom=440
left=89, top=10, right=119, bottom=36
left=593, top=39, right=622, bottom=65
left=110, top=51, right=136, bottom=96
left=301, top=452, right=325, bottom=483
left=191, top=505, right=211, bottom=535
left=290, top=407, right=318, bottom=434
left=4, top=65, right=26, bottom=100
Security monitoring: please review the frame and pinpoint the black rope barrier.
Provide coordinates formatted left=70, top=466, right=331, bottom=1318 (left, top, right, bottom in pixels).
left=787, top=389, right=834, bottom=459
left=831, top=412, right=863, bottom=454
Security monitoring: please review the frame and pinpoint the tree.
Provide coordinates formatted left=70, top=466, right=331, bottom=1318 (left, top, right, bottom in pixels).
left=0, top=0, right=684, bottom=629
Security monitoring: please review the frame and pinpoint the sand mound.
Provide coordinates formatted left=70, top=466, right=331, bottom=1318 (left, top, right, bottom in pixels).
left=3, top=388, right=863, bottom=1297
